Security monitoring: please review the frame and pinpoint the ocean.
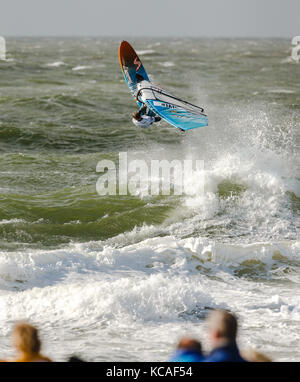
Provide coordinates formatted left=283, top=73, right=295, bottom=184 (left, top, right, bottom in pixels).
left=0, top=37, right=299, bottom=361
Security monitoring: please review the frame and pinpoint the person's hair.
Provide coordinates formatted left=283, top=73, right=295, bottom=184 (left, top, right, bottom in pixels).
left=207, top=310, right=238, bottom=342
left=241, top=349, right=272, bottom=362
left=68, top=355, right=86, bottom=362
left=13, top=322, right=41, bottom=354
left=136, top=74, right=144, bottom=83
left=177, top=337, right=202, bottom=353
left=132, top=112, right=141, bottom=121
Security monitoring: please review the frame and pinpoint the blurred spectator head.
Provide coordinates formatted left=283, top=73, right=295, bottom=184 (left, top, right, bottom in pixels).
left=12, top=321, right=51, bottom=362
left=177, top=337, right=202, bottom=353
left=68, top=355, right=86, bottom=362
left=13, top=322, right=41, bottom=355
left=168, top=336, right=204, bottom=362
left=206, top=309, right=238, bottom=347
left=241, top=349, right=272, bottom=362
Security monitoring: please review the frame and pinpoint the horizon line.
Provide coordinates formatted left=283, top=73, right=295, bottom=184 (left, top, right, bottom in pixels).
left=0, top=35, right=294, bottom=39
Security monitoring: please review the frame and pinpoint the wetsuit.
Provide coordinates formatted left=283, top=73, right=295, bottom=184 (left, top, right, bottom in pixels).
left=132, top=105, right=161, bottom=128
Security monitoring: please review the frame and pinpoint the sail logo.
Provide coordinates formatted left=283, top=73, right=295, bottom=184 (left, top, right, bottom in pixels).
left=134, top=57, right=142, bottom=71
left=291, top=36, right=300, bottom=62
left=153, top=101, right=176, bottom=109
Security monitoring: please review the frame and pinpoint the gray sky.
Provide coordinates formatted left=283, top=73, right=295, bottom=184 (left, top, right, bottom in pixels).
left=1, top=0, right=299, bottom=37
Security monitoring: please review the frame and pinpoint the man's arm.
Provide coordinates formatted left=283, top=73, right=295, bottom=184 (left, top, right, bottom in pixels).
left=138, top=105, right=148, bottom=116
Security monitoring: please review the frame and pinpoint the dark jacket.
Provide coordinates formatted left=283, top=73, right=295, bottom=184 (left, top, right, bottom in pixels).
left=205, top=342, right=247, bottom=362
left=169, top=349, right=205, bottom=362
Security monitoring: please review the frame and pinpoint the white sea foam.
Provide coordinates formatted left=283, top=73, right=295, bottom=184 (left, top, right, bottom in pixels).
left=0, top=219, right=26, bottom=225
left=0, top=234, right=297, bottom=290
left=268, top=89, right=295, bottom=94
left=46, top=61, right=66, bottom=67
left=159, top=62, right=175, bottom=67
left=136, top=49, right=155, bottom=55
left=120, top=120, right=299, bottom=241
left=72, top=65, right=92, bottom=71
left=0, top=236, right=299, bottom=360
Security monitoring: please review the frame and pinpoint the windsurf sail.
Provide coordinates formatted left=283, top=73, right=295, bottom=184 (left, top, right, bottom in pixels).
left=137, top=82, right=208, bottom=131
left=0, top=36, right=6, bottom=60
left=119, top=41, right=208, bottom=131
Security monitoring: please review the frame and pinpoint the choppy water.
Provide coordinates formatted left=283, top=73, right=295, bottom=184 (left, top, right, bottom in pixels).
left=0, top=37, right=299, bottom=361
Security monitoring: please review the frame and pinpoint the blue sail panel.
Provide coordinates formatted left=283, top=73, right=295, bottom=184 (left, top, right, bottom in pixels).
left=146, top=99, right=208, bottom=131
left=139, top=85, right=208, bottom=131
